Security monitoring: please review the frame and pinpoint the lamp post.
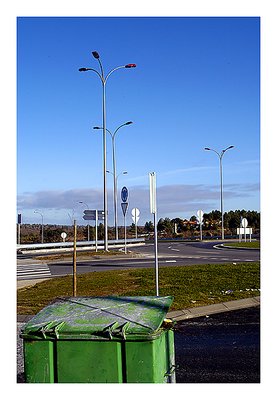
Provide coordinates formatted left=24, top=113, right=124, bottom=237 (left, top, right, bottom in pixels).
left=204, top=146, right=234, bottom=240
left=78, top=201, right=90, bottom=241
left=94, top=121, right=132, bottom=240
left=79, top=51, right=136, bottom=251
left=34, top=210, right=44, bottom=243
left=107, top=170, right=128, bottom=240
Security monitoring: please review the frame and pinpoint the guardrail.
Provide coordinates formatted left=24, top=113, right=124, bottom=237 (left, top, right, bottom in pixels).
left=17, top=238, right=145, bottom=252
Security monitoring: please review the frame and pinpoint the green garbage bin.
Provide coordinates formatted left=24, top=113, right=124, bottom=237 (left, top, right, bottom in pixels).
left=21, top=296, right=176, bottom=383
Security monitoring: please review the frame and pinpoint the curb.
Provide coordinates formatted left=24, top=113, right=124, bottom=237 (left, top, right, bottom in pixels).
left=17, top=296, right=260, bottom=323
left=167, top=296, right=260, bottom=321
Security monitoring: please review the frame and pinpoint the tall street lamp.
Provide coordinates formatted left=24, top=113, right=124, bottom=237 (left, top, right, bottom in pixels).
left=107, top=170, right=128, bottom=240
left=34, top=210, right=44, bottom=243
left=79, top=51, right=136, bottom=251
left=94, top=121, right=133, bottom=240
left=78, top=201, right=90, bottom=241
left=204, top=145, right=234, bottom=240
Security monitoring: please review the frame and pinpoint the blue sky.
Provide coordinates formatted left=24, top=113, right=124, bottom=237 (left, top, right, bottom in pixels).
left=17, top=16, right=260, bottom=226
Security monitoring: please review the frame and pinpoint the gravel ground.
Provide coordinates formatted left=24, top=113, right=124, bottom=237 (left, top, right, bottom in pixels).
left=17, top=323, right=25, bottom=383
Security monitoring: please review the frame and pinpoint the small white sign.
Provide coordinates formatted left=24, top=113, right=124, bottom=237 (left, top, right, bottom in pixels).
left=237, top=228, right=252, bottom=234
left=131, top=208, right=140, bottom=224
left=241, top=218, right=248, bottom=228
left=149, top=172, right=157, bottom=214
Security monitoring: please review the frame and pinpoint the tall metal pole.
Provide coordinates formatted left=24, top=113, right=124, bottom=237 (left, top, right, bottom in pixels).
left=204, top=146, right=234, bottom=240
left=34, top=210, right=44, bottom=243
left=79, top=53, right=136, bottom=252
left=94, top=122, right=132, bottom=240
left=219, top=156, right=224, bottom=239
left=149, top=172, right=159, bottom=296
left=73, top=219, right=77, bottom=296
left=78, top=201, right=90, bottom=241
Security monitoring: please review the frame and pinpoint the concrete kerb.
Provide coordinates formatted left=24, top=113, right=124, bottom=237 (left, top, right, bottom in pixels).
left=167, top=296, right=260, bottom=321
left=17, top=296, right=260, bottom=323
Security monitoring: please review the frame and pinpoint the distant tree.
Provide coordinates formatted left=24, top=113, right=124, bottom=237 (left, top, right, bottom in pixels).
left=144, top=221, right=154, bottom=233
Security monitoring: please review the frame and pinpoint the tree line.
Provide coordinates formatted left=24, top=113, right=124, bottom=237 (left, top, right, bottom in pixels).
left=18, top=209, right=259, bottom=244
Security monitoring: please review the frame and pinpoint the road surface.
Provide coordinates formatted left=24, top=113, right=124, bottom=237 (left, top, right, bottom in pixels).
left=17, top=240, right=259, bottom=281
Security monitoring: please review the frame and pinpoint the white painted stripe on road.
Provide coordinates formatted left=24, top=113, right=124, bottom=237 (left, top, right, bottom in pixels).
left=165, top=260, right=177, bottom=263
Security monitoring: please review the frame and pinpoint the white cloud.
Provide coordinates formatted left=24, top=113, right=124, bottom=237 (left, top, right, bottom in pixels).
left=17, top=181, right=259, bottom=225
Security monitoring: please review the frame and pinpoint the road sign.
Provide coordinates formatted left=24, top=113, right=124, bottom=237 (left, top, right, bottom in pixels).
left=61, top=232, right=67, bottom=239
left=84, top=209, right=96, bottom=215
left=149, top=172, right=157, bottom=214
left=121, top=202, right=128, bottom=217
left=131, top=208, right=140, bottom=224
left=241, top=218, right=248, bottom=228
left=197, top=210, right=204, bottom=223
left=121, top=187, right=128, bottom=203
left=237, top=228, right=252, bottom=234
left=83, top=210, right=104, bottom=221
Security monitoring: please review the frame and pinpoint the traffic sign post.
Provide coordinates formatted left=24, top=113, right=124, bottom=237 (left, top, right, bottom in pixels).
left=149, top=172, right=159, bottom=296
left=197, top=210, right=204, bottom=241
left=61, top=232, right=67, bottom=242
left=121, top=202, right=129, bottom=254
left=17, top=213, right=22, bottom=245
left=82, top=210, right=104, bottom=251
left=131, top=208, right=140, bottom=239
left=241, top=218, right=248, bottom=242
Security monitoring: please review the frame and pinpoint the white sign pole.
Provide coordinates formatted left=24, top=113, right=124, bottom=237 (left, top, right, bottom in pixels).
left=149, top=172, right=159, bottom=296
left=95, top=209, right=98, bottom=252
left=135, top=208, right=138, bottom=239
left=124, top=213, right=127, bottom=254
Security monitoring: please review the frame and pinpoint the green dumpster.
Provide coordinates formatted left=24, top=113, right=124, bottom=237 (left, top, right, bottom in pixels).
left=21, top=296, right=176, bottom=383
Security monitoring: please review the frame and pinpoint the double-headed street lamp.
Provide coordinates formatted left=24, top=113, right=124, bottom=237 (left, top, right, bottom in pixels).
left=93, top=121, right=133, bottom=240
left=204, top=145, right=234, bottom=240
left=79, top=51, right=136, bottom=251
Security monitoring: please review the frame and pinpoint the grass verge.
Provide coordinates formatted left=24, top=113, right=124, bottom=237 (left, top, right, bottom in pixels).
left=17, top=262, right=260, bottom=315
left=225, top=241, right=260, bottom=249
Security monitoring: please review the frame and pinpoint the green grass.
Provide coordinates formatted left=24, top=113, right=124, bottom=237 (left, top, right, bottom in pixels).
left=226, top=241, right=260, bottom=249
left=17, top=262, right=260, bottom=315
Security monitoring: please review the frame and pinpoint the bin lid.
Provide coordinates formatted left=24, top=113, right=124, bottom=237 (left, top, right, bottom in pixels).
left=21, top=296, right=173, bottom=341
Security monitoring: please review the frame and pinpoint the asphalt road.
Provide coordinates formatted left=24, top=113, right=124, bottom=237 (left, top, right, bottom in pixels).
left=174, top=306, right=260, bottom=383
left=17, top=240, right=260, bottom=280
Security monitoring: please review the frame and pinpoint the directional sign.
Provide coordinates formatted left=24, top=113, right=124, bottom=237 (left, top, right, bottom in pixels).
left=131, top=208, right=140, bottom=224
left=121, top=202, right=128, bottom=217
left=121, top=187, right=128, bottom=203
left=83, top=210, right=104, bottom=221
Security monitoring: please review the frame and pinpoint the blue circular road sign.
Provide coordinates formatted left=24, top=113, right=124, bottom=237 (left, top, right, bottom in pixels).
left=121, top=186, right=128, bottom=203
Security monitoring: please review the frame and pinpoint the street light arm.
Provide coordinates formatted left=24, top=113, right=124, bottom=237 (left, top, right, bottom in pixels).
left=79, top=67, right=104, bottom=83
left=113, top=121, right=133, bottom=139
left=105, top=65, right=126, bottom=83
left=204, top=147, right=221, bottom=158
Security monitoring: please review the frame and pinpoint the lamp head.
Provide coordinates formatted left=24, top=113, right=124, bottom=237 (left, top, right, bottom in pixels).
left=92, top=51, right=100, bottom=59
left=125, top=64, right=136, bottom=68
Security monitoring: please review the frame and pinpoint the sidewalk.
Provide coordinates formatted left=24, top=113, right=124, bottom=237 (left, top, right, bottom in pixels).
left=17, top=296, right=260, bottom=323
left=167, top=296, right=260, bottom=321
